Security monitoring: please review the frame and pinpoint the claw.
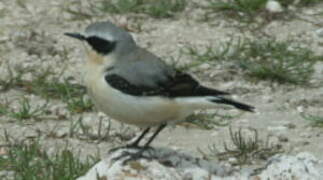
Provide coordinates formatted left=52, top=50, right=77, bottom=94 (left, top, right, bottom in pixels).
left=110, top=146, right=155, bottom=165
left=108, top=144, right=141, bottom=154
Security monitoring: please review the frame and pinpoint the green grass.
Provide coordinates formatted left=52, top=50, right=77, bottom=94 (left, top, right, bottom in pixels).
left=297, top=0, right=323, bottom=6
left=0, top=138, right=98, bottom=180
left=0, top=98, right=46, bottom=121
left=0, top=67, right=93, bottom=113
left=100, top=0, right=187, bottom=18
left=206, top=0, right=267, bottom=14
left=186, top=38, right=321, bottom=85
left=235, top=39, right=318, bottom=84
left=200, top=128, right=283, bottom=165
left=302, top=113, right=323, bottom=127
left=66, top=96, right=93, bottom=114
left=203, top=0, right=269, bottom=20
left=23, top=77, right=93, bottom=113
left=202, top=0, right=323, bottom=21
left=63, top=0, right=187, bottom=20
left=31, top=78, right=94, bottom=113
left=7, top=98, right=46, bottom=121
left=68, top=117, right=111, bottom=141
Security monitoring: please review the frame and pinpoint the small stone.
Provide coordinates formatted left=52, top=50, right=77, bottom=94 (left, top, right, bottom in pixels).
left=300, top=132, right=312, bottom=138
left=266, top=0, right=284, bottom=13
left=262, top=95, right=273, bottom=103
left=55, top=127, right=69, bottom=138
left=316, top=28, right=323, bottom=37
left=303, top=9, right=316, bottom=15
left=211, top=131, right=218, bottom=137
left=278, top=135, right=289, bottom=142
left=284, top=123, right=296, bottom=129
left=199, top=63, right=211, bottom=70
left=297, top=106, right=304, bottom=113
left=228, top=157, right=238, bottom=164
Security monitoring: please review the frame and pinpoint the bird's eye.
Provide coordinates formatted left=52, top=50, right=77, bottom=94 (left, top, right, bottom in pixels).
left=86, top=36, right=116, bottom=55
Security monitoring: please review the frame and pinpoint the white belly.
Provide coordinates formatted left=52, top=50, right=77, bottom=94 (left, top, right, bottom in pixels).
left=86, top=76, right=192, bottom=127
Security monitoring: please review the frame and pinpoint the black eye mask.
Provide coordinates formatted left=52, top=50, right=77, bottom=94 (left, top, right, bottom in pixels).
left=86, top=36, right=117, bottom=55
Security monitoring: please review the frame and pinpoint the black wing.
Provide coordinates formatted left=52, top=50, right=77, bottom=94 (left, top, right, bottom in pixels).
left=105, top=71, right=229, bottom=98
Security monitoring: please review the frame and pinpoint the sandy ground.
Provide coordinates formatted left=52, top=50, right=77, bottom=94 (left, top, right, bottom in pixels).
left=0, top=0, right=323, bottom=167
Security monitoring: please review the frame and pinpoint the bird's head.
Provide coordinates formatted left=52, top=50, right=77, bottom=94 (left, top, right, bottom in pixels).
left=65, top=21, right=136, bottom=64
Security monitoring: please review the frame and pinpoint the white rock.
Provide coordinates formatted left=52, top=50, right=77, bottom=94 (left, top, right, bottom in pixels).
left=252, top=152, right=323, bottom=179
left=266, top=0, right=284, bottom=13
left=78, top=149, right=323, bottom=180
left=77, top=148, right=231, bottom=180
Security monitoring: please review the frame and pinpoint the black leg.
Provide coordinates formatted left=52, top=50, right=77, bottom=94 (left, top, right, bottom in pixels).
left=111, top=124, right=167, bottom=164
left=128, top=127, right=150, bottom=147
left=143, top=123, right=167, bottom=147
left=109, top=127, right=150, bottom=153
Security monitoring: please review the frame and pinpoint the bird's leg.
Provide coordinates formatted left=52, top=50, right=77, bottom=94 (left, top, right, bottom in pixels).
left=111, top=124, right=167, bottom=164
left=143, top=123, right=167, bottom=148
left=109, top=127, right=150, bottom=153
left=128, top=127, right=151, bottom=147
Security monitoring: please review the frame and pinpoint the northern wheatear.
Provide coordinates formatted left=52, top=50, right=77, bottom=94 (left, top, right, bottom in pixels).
left=65, top=21, right=254, bottom=148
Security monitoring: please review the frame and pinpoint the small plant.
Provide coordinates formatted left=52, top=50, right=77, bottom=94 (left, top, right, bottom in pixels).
left=68, top=117, right=111, bottom=142
left=200, top=127, right=283, bottom=165
left=26, top=71, right=84, bottom=99
left=8, top=97, right=46, bottom=121
left=0, top=65, right=93, bottom=113
left=100, top=0, right=187, bottom=18
left=0, top=135, right=98, bottom=180
left=62, top=2, right=95, bottom=21
left=184, top=39, right=239, bottom=69
left=66, top=94, right=93, bottom=113
left=66, top=97, right=93, bottom=113
left=203, top=0, right=268, bottom=20
left=221, top=128, right=282, bottom=165
left=187, top=38, right=321, bottom=85
left=302, top=113, right=323, bottom=127
left=237, top=38, right=321, bottom=84
left=25, top=76, right=93, bottom=113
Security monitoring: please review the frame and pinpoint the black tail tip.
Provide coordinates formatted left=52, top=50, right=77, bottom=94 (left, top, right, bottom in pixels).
left=210, top=97, right=255, bottom=112
left=231, top=101, right=255, bottom=112
left=240, top=104, right=255, bottom=112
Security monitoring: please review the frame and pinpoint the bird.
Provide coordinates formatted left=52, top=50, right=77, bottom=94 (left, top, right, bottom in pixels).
left=64, top=21, right=254, bottom=150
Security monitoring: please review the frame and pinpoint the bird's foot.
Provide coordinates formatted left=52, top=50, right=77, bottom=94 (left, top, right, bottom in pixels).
left=111, top=146, right=155, bottom=165
left=108, top=143, right=141, bottom=153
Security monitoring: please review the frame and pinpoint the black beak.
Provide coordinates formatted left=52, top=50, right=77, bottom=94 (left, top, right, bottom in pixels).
left=64, top=32, right=86, bottom=41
